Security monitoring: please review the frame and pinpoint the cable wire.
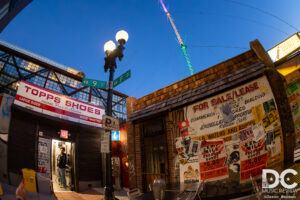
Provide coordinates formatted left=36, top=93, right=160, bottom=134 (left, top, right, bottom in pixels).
left=198, top=11, right=289, bottom=36
left=191, top=45, right=248, bottom=50
left=224, top=0, right=299, bottom=32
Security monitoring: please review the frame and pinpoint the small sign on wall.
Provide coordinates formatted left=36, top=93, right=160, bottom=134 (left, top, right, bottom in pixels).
left=38, top=138, right=51, bottom=176
left=101, top=131, right=110, bottom=153
left=102, top=115, right=119, bottom=131
left=112, top=131, right=120, bottom=141
left=60, top=130, right=68, bottom=139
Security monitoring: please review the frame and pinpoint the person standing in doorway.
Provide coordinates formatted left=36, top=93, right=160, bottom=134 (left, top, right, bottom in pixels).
left=57, top=147, right=67, bottom=188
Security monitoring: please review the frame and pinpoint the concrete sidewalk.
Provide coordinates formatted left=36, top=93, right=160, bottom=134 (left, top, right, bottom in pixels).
left=55, top=188, right=129, bottom=200
left=55, top=189, right=102, bottom=200
left=0, top=182, right=129, bottom=200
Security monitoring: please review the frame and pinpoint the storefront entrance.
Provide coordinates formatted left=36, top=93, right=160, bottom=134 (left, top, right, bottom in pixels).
left=51, top=139, right=75, bottom=191
left=8, top=106, right=102, bottom=192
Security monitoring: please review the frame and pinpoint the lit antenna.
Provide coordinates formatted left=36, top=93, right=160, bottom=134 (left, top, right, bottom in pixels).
left=159, top=0, right=195, bottom=75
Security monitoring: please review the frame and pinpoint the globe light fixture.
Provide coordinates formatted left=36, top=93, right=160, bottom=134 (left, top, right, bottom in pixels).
left=104, top=40, right=116, bottom=54
left=115, top=30, right=129, bottom=44
left=102, top=30, right=129, bottom=199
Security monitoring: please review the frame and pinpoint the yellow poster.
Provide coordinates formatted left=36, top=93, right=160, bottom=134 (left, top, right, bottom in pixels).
left=262, top=110, right=279, bottom=130
left=252, top=105, right=264, bottom=124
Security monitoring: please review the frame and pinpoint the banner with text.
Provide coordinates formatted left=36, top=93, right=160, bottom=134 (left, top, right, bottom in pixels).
left=14, top=81, right=104, bottom=127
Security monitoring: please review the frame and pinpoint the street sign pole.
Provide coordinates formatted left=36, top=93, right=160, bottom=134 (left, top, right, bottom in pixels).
left=103, top=30, right=128, bottom=200
left=82, top=71, right=128, bottom=199
left=104, top=66, right=115, bottom=200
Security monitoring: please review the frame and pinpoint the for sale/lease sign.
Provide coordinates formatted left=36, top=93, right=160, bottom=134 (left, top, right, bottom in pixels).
left=180, top=76, right=284, bottom=185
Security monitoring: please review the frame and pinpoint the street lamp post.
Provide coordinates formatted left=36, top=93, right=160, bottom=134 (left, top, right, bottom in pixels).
left=103, top=30, right=129, bottom=200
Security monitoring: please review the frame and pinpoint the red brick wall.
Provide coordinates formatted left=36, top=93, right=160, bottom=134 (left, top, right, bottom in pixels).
left=126, top=97, right=138, bottom=189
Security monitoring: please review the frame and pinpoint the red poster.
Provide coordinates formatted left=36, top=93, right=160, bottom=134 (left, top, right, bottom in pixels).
left=240, top=163, right=266, bottom=181
left=199, top=140, right=228, bottom=181
left=240, top=153, right=267, bottom=171
left=200, top=157, right=226, bottom=171
left=240, top=136, right=268, bottom=182
left=200, top=167, right=228, bottom=180
left=179, top=120, right=190, bottom=137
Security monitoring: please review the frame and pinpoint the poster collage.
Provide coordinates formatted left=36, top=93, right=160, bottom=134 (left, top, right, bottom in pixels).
left=285, top=78, right=300, bottom=146
left=176, top=76, right=284, bottom=184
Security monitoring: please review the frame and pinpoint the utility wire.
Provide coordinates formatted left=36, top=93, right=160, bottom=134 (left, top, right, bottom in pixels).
left=198, top=11, right=289, bottom=36
left=224, top=0, right=299, bottom=32
left=191, top=45, right=247, bottom=50
left=175, top=9, right=289, bottom=36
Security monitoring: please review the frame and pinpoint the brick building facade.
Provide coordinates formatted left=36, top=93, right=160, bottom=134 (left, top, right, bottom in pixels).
left=126, top=39, right=296, bottom=198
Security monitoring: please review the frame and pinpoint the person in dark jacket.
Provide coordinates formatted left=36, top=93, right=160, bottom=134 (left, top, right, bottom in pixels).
left=57, top=147, right=67, bottom=188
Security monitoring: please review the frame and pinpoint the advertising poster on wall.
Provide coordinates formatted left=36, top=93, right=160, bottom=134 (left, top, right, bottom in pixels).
left=179, top=162, right=200, bottom=184
left=0, top=94, right=13, bottom=183
left=239, top=137, right=267, bottom=182
left=285, top=79, right=300, bottom=146
left=225, top=141, right=240, bottom=175
left=199, top=140, right=228, bottom=181
left=0, top=94, right=14, bottom=141
left=38, top=138, right=51, bottom=177
left=175, top=136, right=200, bottom=183
left=181, top=76, right=284, bottom=187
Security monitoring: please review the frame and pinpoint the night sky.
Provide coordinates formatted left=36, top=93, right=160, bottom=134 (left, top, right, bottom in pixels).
left=1, top=0, right=299, bottom=98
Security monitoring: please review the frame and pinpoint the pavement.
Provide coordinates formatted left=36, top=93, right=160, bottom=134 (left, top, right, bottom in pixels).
left=55, top=189, right=103, bottom=200
left=0, top=182, right=129, bottom=200
left=55, top=188, right=129, bottom=200
left=2, top=181, right=299, bottom=200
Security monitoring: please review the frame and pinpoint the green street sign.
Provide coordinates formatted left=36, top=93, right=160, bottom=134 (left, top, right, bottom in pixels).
left=113, top=70, right=131, bottom=88
left=82, top=78, right=107, bottom=89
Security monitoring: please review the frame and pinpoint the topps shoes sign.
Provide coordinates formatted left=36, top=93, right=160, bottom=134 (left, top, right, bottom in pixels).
left=14, top=81, right=104, bottom=127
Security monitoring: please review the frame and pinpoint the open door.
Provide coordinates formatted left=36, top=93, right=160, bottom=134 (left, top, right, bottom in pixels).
left=51, top=139, right=75, bottom=191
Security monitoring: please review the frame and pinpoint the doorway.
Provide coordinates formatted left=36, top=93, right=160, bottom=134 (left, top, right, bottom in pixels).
left=51, top=139, right=74, bottom=191
left=143, top=134, right=169, bottom=191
